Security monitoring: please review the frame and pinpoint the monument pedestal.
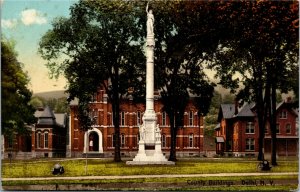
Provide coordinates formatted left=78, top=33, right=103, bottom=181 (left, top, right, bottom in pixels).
left=126, top=121, right=174, bottom=165
left=126, top=142, right=174, bottom=165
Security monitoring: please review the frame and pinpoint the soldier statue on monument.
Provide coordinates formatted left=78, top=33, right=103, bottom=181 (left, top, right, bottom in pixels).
left=146, top=3, right=154, bottom=36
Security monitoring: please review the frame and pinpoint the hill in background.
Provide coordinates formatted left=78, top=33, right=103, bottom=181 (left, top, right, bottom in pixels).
left=33, top=90, right=67, bottom=99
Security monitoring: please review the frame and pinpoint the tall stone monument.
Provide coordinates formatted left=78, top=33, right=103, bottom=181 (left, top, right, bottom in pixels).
left=127, top=3, right=174, bottom=165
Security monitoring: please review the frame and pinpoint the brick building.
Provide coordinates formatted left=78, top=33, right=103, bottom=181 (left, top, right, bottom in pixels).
left=32, top=106, right=67, bottom=158
left=67, top=87, right=204, bottom=158
left=264, top=100, right=299, bottom=156
left=215, top=99, right=298, bottom=157
left=3, top=106, right=67, bottom=159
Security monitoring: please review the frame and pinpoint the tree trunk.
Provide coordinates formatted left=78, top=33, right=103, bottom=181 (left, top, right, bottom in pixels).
left=257, top=98, right=265, bottom=161
left=256, top=65, right=265, bottom=161
left=258, top=66, right=271, bottom=161
left=270, top=81, right=278, bottom=166
left=113, top=100, right=121, bottom=162
left=168, top=114, right=177, bottom=161
left=112, top=67, right=121, bottom=162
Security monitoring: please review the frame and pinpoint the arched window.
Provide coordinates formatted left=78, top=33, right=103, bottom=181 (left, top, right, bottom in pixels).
left=44, top=132, right=49, bottom=148
left=189, top=111, right=194, bottom=126
left=36, top=132, right=41, bottom=148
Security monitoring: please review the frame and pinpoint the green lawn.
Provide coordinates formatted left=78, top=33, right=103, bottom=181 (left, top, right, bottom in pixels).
left=2, top=158, right=298, bottom=178
left=2, top=158, right=298, bottom=191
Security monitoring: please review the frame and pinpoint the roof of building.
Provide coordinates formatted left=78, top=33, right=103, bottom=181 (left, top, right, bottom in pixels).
left=35, top=106, right=67, bottom=128
left=218, top=100, right=298, bottom=122
left=276, top=101, right=298, bottom=117
left=234, top=103, right=255, bottom=118
left=220, top=104, right=236, bottom=119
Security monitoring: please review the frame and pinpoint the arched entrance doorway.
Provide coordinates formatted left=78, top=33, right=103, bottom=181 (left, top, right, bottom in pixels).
left=89, top=131, right=99, bottom=152
left=84, top=128, right=103, bottom=153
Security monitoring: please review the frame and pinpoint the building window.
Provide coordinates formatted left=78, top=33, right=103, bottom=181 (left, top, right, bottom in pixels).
left=189, top=111, right=194, bottom=126
left=246, top=138, right=255, bottom=151
left=276, top=123, right=280, bottom=134
left=89, top=110, right=98, bottom=125
left=246, top=122, right=255, bottom=134
left=121, top=134, right=125, bottom=148
left=120, top=111, right=125, bottom=126
left=265, top=125, right=268, bottom=134
left=137, top=111, right=142, bottom=126
left=189, top=134, right=193, bottom=147
left=37, top=132, right=41, bottom=148
left=286, top=123, right=291, bottom=134
left=44, top=132, right=48, bottom=148
left=162, top=134, right=166, bottom=148
left=91, top=92, right=97, bottom=102
left=162, top=112, right=167, bottom=126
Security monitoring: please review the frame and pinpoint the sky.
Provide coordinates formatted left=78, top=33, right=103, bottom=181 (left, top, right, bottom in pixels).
left=1, top=0, right=78, bottom=93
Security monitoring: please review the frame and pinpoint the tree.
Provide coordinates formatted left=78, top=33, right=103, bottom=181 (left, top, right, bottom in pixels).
left=30, top=96, right=45, bottom=109
left=139, top=1, right=216, bottom=161
left=210, top=1, right=298, bottom=165
left=30, top=96, right=70, bottom=113
left=39, top=0, right=144, bottom=162
left=1, top=38, right=36, bottom=138
left=204, top=91, right=222, bottom=137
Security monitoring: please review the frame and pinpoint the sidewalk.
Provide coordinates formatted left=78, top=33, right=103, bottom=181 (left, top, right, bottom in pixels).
left=2, top=172, right=298, bottom=181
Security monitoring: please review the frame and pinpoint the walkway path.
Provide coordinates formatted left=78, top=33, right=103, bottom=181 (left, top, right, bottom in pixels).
left=2, top=172, right=298, bottom=181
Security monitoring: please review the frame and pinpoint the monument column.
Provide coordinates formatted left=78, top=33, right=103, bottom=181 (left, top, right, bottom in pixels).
left=126, top=3, right=174, bottom=165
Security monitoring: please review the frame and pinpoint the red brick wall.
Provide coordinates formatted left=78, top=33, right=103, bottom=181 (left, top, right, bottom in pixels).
left=69, top=88, right=204, bottom=155
left=220, top=103, right=298, bottom=156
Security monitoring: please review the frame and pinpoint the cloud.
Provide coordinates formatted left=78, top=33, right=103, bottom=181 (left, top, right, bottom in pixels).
left=1, top=19, right=18, bottom=29
left=21, top=9, right=47, bottom=26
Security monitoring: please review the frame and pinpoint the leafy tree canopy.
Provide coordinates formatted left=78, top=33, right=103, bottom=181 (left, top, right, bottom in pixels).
left=39, top=0, right=145, bottom=130
left=1, top=38, right=36, bottom=136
